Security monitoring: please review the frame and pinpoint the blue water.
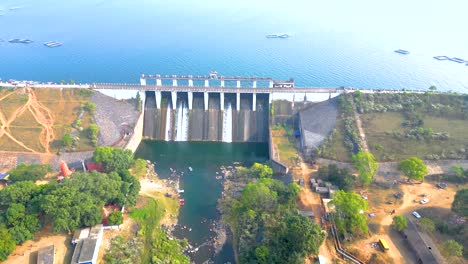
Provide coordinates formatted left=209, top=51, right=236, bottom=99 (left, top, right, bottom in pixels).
left=1, top=0, right=468, bottom=92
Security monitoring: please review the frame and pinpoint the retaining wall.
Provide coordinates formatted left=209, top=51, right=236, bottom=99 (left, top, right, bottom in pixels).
left=124, top=112, right=144, bottom=153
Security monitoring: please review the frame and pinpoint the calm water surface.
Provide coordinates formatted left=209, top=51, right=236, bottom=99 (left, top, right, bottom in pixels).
left=0, top=0, right=467, bottom=91
left=135, top=141, right=269, bottom=263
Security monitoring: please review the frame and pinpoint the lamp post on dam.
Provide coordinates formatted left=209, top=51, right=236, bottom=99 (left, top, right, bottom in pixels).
left=136, top=72, right=300, bottom=112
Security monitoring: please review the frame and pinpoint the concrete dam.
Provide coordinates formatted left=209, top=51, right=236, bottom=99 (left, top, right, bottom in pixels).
left=143, top=91, right=269, bottom=142
left=90, top=72, right=342, bottom=142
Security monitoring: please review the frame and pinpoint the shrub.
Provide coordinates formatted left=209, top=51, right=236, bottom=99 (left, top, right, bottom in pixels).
left=9, top=163, right=51, bottom=182
left=107, top=211, right=123, bottom=226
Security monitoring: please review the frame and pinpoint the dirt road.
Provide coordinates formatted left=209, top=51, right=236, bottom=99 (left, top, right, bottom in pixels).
left=348, top=181, right=458, bottom=263
left=295, top=159, right=336, bottom=263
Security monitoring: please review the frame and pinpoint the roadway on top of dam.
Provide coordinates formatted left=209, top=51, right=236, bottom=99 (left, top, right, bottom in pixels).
left=91, top=83, right=341, bottom=93
left=140, top=74, right=274, bottom=81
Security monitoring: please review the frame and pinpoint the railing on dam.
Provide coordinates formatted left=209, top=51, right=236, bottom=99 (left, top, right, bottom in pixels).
left=91, top=83, right=341, bottom=94
left=141, top=74, right=274, bottom=81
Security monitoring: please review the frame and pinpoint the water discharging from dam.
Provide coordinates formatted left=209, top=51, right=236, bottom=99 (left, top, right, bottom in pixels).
left=175, top=100, right=189, bottom=141
left=165, top=101, right=172, bottom=141
left=143, top=91, right=269, bottom=142
left=222, top=103, right=233, bottom=142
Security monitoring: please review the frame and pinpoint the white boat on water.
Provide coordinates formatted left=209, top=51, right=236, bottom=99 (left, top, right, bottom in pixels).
left=188, top=166, right=193, bottom=172
left=178, top=189, right=185, bottom=193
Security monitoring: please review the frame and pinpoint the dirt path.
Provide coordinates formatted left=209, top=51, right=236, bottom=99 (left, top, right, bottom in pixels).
left=349, top=94, right=369, bottom=152
left=295, top=159, right=336, bottom=263
left=26, top=88, right=55, bottom=153
left=0, top=90, right=39, bottom=152
left=349, top=181, right=457, bottom=263
left=0, top=88, right=55, bottom=153
left=0, top=91, right=15, bottom=101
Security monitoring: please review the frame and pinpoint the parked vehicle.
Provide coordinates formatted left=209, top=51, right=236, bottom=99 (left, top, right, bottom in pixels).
left=420, top=198, right=429, bottom=204
left=412, top=211, right=422, bottom=219
left=379, top=238, right=390, bottom=252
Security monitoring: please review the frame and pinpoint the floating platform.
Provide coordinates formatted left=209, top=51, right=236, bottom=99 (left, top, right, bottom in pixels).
left=433, top=56, right=450, bottom=60
left=449, top=57, right=465, bottom=63
left=266, top=33, right=290, bottom=39
left=394, top=49, right=410, bottom=55
left=44, top=41, right=63, bottom=48
left=9, top=38, right=33, bottom=44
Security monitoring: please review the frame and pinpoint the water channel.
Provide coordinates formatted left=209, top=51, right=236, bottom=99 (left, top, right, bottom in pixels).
left=135, top=141, right=269, bottom=263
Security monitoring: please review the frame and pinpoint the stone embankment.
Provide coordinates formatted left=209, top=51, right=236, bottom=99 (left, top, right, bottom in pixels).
left=90, top=91, right=140, bottom=147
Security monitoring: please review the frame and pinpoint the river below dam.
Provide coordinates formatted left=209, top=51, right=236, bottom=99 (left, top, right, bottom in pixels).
left=135, top=141, right=269, bottom=263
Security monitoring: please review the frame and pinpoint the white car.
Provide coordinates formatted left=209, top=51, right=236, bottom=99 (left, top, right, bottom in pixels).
left=412, top=211, right=422, bottom=219
left=420, top=198, right=429, bottom=204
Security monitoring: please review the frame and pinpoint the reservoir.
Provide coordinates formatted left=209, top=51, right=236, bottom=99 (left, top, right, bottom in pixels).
left=135, top=141, right=269, bottom=263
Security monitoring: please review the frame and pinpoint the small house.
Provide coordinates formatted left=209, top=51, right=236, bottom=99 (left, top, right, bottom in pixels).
left=71, top=224, right=103, bottom=264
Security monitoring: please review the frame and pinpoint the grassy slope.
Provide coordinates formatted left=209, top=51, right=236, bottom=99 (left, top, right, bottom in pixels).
left=363, top=111, right=468, bottom=161
left=271, top=126, right=298, bottom=167
left=0, top=88, right=94, bottom=152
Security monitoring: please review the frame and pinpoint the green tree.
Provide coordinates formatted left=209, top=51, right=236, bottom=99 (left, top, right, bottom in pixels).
left=352, top=151, right=379, bottom=186
left=60, top=80, right=65, bottom=84
left=5, top=203, right=26, bottom=226
left=319, top=164, right=356, bottom=192
left=69, top=79, right=75, bottom=84
left=0, top=226, right=16, bottom=261
left=93, top=147, right=134, bottom=172
left=136, top=91, right=142, bottom=112
left=88, top=124, right=99, bottom=139
left=392, top=215, right=407, bottom=232
left=416, top=218, right=435, bottom=233
left=429, top=85, right=437, bottom=91
left=452, top=189, right=468, bottom=217
left=254, top=246, right=269, bottom=263
left=40, top=171, right=124, bottom=232
left=82, top=102, right=96, bottom=114
left=270, top=214, right=325, bottom=261
left=8, top=163, right=51, bottom=183
left=61, top=133, right=73, bottom=148
left=107, top=211, right=123, bottom=226
left=0, top=181, right=39, bottom=207
left=251, top=163, right=273, bottom=178
left=330, top=190, right=369, bottom=236
left=398, top=157, right=428, bottom=181
left=442, top=239, right=463, bottom=257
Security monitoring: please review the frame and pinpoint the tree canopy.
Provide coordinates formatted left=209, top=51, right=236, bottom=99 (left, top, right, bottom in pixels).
left=8, top=163, right=51, bottom=183
left=250, top=162, right=274, bottom=178
left=417, top=218, right=435, bottom=233
left=352, top=151, right=378, bottom=186
left=107, top=211, right=123, bottom=226
left=0, top=226, right=16, bottom=262
left=442, top=240, right=463, bottom=257
left=330, top=190, right=369, bottom=236
left=61, top=133, right=73, bottom=148
left=398, top=157, right=428, bottom=181
left=221, top=175, right=324, bottom=264
left=93, top=146, right=134, bottom=172
left=451, top=188, right=468, bottom=217
left=39, top=171, right=139, bottom=232
left=0, top=149, right=142, bottom=261
left=318, top=164, right=356, bottom=192
left=392, top=215, right=407, bottom=232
